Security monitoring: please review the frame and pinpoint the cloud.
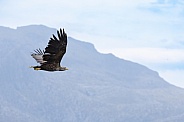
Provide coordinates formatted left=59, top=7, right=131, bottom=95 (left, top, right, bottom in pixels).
left=145, top=0, right=184, bottom=17
left=100, top=48, right=184, bottom=64
left=0, top=0, right=158, bottom=28
left=160, top=69, right=184, bottom=87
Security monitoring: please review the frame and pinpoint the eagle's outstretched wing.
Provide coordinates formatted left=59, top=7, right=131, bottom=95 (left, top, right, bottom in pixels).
left=43, top=29, right=67, bottom=65
left=31, top=29, right=67, bottom=66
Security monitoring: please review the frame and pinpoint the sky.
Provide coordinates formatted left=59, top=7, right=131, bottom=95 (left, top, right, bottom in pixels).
left=1, top=0, right=184, bottom=87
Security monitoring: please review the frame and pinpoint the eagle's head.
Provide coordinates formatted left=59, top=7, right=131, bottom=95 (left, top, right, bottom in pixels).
left=56, top=67, right=68, bottom=71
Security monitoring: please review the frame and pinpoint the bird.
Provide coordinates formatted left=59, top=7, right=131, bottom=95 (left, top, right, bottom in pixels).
left=30, top=28, right=68, bottom=71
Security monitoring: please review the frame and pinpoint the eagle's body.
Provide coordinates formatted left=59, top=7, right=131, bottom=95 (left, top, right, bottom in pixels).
left=30, top=28, right=68, bottom=72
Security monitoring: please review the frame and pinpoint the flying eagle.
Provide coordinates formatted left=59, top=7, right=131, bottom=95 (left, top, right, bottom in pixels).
left=30, top=28, right=68, bottom=71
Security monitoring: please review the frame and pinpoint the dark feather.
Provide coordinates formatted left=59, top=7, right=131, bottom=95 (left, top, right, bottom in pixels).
left=57, top=30, right=61, bottom=40
left=34, top=48, right=43, bottom=55
left=43, top=28, right=67, bottom=64
left=39, top=48, right=43, bottom=55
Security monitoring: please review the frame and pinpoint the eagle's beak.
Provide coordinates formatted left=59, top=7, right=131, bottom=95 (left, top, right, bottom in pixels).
left=65, top=68, right=69, bottom=70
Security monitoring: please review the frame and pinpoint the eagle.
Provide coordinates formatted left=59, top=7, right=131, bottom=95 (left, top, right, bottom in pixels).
left=30, top=28, right=68, bottom=71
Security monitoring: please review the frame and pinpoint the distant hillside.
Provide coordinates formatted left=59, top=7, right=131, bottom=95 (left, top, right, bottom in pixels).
left=0, top=25, right=184, bottom=122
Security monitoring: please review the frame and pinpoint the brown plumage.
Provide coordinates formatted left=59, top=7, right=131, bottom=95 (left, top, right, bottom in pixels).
left=30, top=28, right=68, bottom=71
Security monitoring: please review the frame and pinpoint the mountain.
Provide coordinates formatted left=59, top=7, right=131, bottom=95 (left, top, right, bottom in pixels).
left=0, top=25, right=184, bottom=122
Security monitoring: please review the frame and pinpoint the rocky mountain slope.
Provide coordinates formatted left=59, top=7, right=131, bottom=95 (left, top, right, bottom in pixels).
left=0, top=25, right=184, bottom=122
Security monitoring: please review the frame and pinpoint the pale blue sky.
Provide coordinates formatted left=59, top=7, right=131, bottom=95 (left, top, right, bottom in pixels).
left=1, top=0, right=184, bottom=87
